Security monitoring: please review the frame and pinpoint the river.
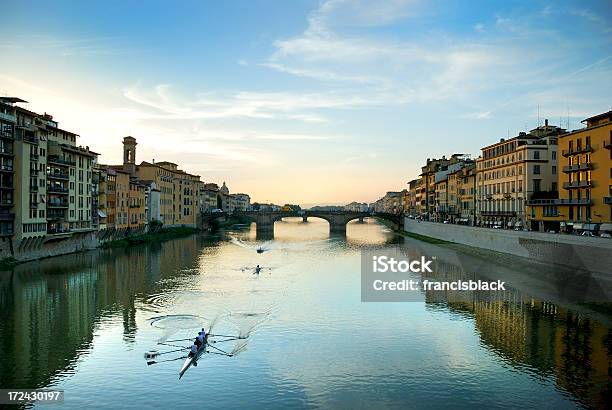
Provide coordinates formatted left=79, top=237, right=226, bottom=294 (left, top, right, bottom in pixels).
left=0, top=218, right=609, bottom=409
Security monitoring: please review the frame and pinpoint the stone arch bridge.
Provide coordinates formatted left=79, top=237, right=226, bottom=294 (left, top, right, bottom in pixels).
left=200, top=210, right=404, bottom=238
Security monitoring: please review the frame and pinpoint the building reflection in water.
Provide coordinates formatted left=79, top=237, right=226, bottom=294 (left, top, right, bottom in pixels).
left=0, top=236, right=200, bottom=389
left=0, top=231, right=609, bottom=408
left=400, top=243, right=612, bottom=408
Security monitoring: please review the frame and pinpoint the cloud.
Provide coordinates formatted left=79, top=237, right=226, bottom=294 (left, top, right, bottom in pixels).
left=461, top=111, right=491, bottom=120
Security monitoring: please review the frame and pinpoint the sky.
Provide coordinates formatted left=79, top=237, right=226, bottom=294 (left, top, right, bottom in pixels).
left=1, top=0, right=611, bottom=206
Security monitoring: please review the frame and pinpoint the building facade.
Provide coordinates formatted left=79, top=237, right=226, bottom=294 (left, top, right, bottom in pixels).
left=528, top=111, right=612, bottom=233
left=476, top=121, right=564, bottom=228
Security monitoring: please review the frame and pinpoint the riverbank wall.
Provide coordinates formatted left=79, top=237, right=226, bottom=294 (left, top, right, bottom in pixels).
left=0, top=225, right=196, bottom=264
left=403, top=218, right=612, bottom=274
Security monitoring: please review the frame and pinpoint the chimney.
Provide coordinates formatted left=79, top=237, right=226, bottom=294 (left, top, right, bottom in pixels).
left=545, top=119, right=548, bottom=127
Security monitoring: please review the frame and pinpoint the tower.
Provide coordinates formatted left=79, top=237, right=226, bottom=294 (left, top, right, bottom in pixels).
left=123, top=136, right=137, bottom=176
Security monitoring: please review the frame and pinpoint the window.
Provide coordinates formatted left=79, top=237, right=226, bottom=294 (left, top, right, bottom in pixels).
left=552, top=166, right=557, bottom=174
left=534, top=151, right=540, bottom=159
left=552, top=151, right=556, bottom=160
left=533, top=179, right=541, bottom=192
left=533, top=165, right=540, bottom=174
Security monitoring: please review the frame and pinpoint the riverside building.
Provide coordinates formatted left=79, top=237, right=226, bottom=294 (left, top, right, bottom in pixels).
left=0, top=96, right=98, bottom=255
left=476, top=120, right=565, bottom=229
left=527, top=111, right=612, bottom=233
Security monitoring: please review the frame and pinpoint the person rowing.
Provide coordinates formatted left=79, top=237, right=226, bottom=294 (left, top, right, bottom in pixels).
left=255, top=264, right=262, bottom=274
left=195, top=330, right=206, bottom=347
left=188, top=343, right=198, bottom=358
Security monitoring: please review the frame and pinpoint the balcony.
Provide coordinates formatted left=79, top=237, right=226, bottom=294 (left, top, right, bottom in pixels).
left=30, top=185, right=38, bottom=192
left=0, top=112, right=16, bottom=123
left=47, top=201, right=69, bottom=208
left=0, top=198, right=13, bottom=206
left=47, top=156, right=76, bottom=166
left=47, top=228, right=71, bottom=235
left=48, top=186, right=69, bottom=194
left=48, top=172, right=69, bottom=180
left=556, top=198, right=593, bottom=205
left=562, top=163, right=593, bottom=173
left=30, top=202, right=38, bottom=209
left=563, top=180, right=593, bottom=189
left=0, top=227, right=14, bottom=237
left=30, top=153, right=39, bottom=161
left=46, top=211, right=67, bottom=220
left=562, top=145, right=593, bottom=157
left=481, top=211, right=516, bottom=217
left=23, top=134, right=38, bottom=144
left=0, top=146, right=13, bottom=156
left=0, top=212, right=14, bottom=221
left=0, top=164, right=13, bottom=172
left=604, top=196, right=612, bottom=204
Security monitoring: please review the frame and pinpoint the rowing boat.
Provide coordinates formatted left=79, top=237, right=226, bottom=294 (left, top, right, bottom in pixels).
left=179, top=332, right=210, bottom=379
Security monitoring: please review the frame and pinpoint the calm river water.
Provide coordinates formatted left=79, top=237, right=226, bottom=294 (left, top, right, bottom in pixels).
left=0, top=218, right=610, bottom=409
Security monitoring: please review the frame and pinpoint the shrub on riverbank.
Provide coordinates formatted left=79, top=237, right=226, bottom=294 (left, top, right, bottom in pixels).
left=102, top=226, right=198, bottom=249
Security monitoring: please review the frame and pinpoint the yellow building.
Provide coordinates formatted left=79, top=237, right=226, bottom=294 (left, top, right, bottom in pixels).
left=114, top=169, right=130, bottom=228
left=528, top=111, right=612, bottom=233
left=128, top=179, right=146, bottom=228
left=104, top=169, right=117, bottom=228
left=457, top=165, right=477, bottom=224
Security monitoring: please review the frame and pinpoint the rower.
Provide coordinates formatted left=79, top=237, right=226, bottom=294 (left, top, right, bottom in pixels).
left=255, top=264, right=261, bottom=274
left=201, top=328, right=207, bottom=338
left=195, top=332, right=204, bottom=348
left=188, top=343, right=198, bottom=358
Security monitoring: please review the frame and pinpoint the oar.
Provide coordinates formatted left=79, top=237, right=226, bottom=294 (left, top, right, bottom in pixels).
left=161, top=338, right=193, bottom=343
left=147, top=355, right=188, bottom=366
left=209, top=334, right=244, bottom=338
left=205, top=351, right=233, bottom=357
left=158, top=342, right=191, bottom=349
left=208, top=344, right=231, bottom=356
left=145, top=347, right=188, bottom=359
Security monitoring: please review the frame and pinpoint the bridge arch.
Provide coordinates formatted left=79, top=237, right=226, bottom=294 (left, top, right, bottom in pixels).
left=200, top=211, right=403, bottom=239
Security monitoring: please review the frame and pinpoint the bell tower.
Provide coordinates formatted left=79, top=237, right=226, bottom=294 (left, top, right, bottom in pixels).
left=123, top=136, right=137, bottom=176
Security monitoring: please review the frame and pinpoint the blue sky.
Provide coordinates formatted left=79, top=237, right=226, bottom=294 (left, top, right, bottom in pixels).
left=1, top=0, right=611, bottom=205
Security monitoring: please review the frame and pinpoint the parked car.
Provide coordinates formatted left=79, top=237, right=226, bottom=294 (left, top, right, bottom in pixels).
left=211, top=208, right=223, bottom=213
left=600, top=232, right=611, bottom=238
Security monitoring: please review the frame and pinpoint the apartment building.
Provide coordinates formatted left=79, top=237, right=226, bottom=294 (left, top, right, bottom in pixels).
left=434, top=178, right=448, bottom=221
left=528, top=111, right=612, bottom=233
left=419, top=157, right=451, bottom=219
left=232, top=193, right=251, bottom=211
left=405, top=179, right=418, bottom=216
left=476, top=121, right=564, bottom=228
left=0, top=97, right=98, bottom=242
left=0, top=98, right=18, bottom=239
left=413, top=178, right=424, bottom=216
left=425, top=154, right=472, bottom=222
left=456, top=165, right=477, bottom=225
left=200, top=183, right=222, bottom=212
left=93, top=165, right=107, bottom=229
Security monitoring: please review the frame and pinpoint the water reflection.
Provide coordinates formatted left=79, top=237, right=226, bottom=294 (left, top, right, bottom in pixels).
left=0, top=219, right=608, bottom=409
